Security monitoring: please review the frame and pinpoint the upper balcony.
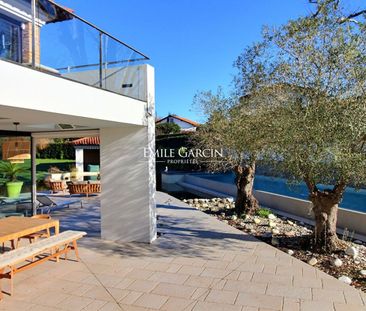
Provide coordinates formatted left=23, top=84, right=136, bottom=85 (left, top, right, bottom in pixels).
left=0, top=0, right=150, bottom=102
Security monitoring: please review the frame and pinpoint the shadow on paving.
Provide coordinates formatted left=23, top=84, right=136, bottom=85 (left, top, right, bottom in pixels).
left=78, top=201, right=258, bottom=260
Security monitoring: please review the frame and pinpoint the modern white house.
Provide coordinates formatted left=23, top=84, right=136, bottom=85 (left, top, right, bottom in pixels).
left=156, top=114, right=199, bottom=132
left=0, top=0, right=156, bottom=243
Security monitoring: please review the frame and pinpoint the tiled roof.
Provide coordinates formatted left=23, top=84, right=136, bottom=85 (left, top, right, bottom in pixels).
left=156, top=115, right=199, bottom=127
left=71, top=136, right=100, bottom=146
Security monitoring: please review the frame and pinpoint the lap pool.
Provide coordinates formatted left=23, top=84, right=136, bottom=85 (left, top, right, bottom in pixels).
left=196, top=173, right=366, bottom=213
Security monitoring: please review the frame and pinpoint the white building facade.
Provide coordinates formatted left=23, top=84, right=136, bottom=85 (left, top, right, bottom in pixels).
left=156, top=115, right=199, bottom=132
left=0, top=0, right=156, bottom=243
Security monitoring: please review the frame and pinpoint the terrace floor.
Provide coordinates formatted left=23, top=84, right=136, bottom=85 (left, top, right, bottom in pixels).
left=0, top=192, right=365, bottom=310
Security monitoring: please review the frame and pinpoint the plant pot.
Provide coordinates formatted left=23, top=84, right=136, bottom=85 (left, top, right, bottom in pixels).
left=50, top=173, right=62, bottom=180
left=6, top=181, right=23, bottom=198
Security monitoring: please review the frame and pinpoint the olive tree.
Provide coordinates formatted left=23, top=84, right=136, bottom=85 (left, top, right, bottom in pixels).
left=259, top=1, right=366, bottom=251
left=194, top=43, right=272, bottom=215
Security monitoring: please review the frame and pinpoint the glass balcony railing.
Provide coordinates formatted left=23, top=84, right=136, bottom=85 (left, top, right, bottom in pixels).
left=0, top=0, right=149, bottom=101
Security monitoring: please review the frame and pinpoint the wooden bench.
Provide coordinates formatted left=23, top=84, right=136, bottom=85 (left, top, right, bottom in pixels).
left=0, top=230, right=86, bottom=299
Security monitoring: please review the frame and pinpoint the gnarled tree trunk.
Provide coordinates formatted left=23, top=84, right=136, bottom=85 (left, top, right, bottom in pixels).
left=309, top=184, right=346, bottom=252
left=234, top=163, right=259, bottom=216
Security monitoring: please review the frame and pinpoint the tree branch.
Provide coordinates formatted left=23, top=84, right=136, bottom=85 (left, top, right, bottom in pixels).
left=309, top=0, right=365, bottom=23
left=339, top=10, right=366, bottom=24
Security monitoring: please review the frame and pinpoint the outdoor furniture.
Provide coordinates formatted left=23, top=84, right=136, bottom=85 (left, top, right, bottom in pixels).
left=0, top=213, right=24, bottom=219
left=0, top=230, right=86, bottom=299
left=86, top=165, right=100, bottom=181
left=37, top=195, right=83, bottom=213
left=49, top=181, right=67, bottom=193
left=0, top=216, right=59, bottom=252
left=18, top=215, right=52, bottom=244
left=68, top=181, right=101, bottom=197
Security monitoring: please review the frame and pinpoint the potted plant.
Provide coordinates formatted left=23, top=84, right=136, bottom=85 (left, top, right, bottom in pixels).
left=48, top=166, right=63, bottom=180
left=0, top=161, right=28, bottom=198
left=70, top=165, right=79, bottom=181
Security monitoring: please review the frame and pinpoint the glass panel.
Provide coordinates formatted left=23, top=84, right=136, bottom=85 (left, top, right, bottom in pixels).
left=0, top=14, right=21, bottom=62
left=36, top=0, right=101, bottom=84
left=0, top=136, right=32, bottom=217
left=102, top=35, right=147, bottom=100
left=0, top=0, right=149, bottom=99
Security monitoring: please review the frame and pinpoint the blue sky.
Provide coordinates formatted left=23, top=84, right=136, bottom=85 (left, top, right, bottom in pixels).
left=57, top=0, right=316, bottom=122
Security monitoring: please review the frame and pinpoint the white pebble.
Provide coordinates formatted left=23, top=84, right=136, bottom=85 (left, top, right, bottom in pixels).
left=333, top=258, right=343, bottom=267
left=268, top=213, right=276, bottom=220
left=287, top=249, right=294, bottom=256
left=308, top=257, right=318, bottom=266
left=345, top=246, right=359, bottom=259
left=338, top=275, right=352, bottom=285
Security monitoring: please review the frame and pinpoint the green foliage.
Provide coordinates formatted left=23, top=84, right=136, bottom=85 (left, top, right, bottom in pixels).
left=194, top=0, right=366, bottom=248
left=261, top=2, right=366, bottom=192
left=0, top=161, right=29, bottom=182
left=36, top=143, right=75, bottom=160
left=155, top=133, right=204, bottom=190
left=156, top=123, right=181, bottom=135
left=256, top=208, right=271, bottom=218
left=35, top=159, right=75, bottom=174
left=226, top=1, right=366, bottom=197
left=155, top=133, right=203, bottom=171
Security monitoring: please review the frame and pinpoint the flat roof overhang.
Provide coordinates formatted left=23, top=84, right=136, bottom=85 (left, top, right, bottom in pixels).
left=0, top=60, right=149, bottom=130
left=0, top=104, right=134, bottom=134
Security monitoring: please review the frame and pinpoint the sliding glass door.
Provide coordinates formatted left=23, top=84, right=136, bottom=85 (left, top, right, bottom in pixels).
left=0, top=134, right=32, bottom=216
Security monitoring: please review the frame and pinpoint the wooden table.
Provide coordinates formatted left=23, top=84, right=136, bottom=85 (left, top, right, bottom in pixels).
left=0, top=217, right=59, bottom=250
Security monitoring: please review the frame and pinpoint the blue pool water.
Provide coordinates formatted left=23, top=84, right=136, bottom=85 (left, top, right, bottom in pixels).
left=197, top=173, right=366, bottom=213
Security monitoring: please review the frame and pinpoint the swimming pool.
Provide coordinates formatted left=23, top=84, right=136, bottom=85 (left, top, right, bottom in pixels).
left=197, top=173, right=366, bottom=213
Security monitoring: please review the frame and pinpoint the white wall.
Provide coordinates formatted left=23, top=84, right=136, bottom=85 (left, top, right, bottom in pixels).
left=0, top=59, right=157, bottom=244
left=158, top=117, right=196, bottom=130
left=0, top=60, right=147, bottom=126
left=100, top=126, right=156, bottom=243
left=99, top=65, right=156, bottom=243
left=75, top=148, right=84, bottom=178
left=63, top=65, right=148, bottom=102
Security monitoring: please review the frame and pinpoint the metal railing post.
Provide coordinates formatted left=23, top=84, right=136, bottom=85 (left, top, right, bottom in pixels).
left=99, top=32, right=103, bottom=88
left=31, top=136, right=37, bottom=216
left=31, top=0, right=36, bottom=68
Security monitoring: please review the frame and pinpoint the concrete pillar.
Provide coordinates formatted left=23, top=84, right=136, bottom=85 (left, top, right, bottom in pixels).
left=75, top=148, right=84, bottom=180
left=99, top=65, right=156, bottom=243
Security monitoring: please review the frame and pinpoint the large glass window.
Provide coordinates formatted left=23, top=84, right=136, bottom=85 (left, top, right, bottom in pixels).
left=0, top=14, right=21, bottom=62
left=0, top=135, right=31, bottom=216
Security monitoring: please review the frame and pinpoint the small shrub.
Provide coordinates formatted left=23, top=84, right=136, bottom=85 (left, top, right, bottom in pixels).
left=156, top=123, right=181, bottom=135
left=48, top=166, right=62, bottom=173
left=257, top=208, right=271, bottom=218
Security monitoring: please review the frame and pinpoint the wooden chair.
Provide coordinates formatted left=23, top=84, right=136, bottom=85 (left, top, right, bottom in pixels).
left=19, top=215, right=52, bottom=244
left=17, top=215, right=52, bottom=261
left=49, top=181, right=67, bottom=193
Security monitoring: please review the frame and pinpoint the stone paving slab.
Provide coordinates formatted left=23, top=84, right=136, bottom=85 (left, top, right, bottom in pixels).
left=0, top=191, right=365, bottom=310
